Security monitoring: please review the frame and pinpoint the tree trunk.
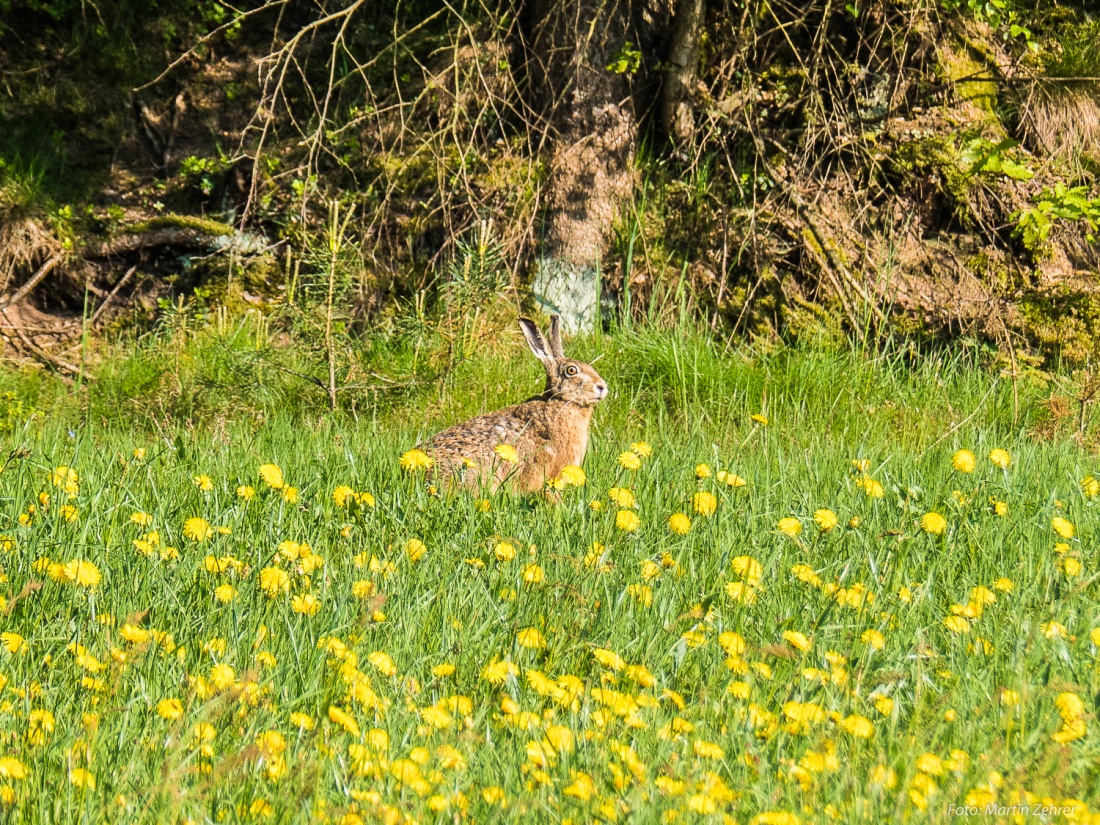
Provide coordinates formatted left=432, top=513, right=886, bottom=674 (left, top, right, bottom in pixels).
left=661, top=0, right=704, bottom=145
left=522, top=0, right=638, bottom=333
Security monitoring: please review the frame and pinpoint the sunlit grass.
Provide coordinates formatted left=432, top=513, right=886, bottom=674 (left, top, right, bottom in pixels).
left=0, top=328, right=1096, bottom=823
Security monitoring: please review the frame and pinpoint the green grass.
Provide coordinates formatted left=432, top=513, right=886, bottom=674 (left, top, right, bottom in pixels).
left=0, top=323, right=1097, bottom=823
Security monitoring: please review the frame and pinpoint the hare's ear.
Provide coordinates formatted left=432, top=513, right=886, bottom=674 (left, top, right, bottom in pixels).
left=519, top=317, right=554, bottom=365
left=547, top=314, right=565, bottom=360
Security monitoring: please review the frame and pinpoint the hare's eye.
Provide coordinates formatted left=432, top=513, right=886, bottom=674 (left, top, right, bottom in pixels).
left=565, top=365, right=578, bottom=377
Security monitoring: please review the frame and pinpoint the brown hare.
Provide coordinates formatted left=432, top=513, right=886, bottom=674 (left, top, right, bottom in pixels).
left=420, top=315, right=607, bottom=493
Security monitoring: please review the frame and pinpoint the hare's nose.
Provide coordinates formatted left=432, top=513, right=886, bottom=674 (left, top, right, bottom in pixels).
left=595, top=382, right=608, bottom=398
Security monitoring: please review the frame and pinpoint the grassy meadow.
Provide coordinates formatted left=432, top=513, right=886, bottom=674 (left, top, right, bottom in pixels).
left=0, top=323, right=1097, bottom=823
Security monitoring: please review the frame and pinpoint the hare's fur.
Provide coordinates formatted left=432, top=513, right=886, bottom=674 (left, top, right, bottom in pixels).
left=420, top=316, right=607, bottom=493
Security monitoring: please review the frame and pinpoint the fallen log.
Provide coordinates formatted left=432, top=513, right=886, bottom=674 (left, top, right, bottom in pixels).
left=0, top=253, right=64, bottom=308
left=82, top=214, right=267, bottom=258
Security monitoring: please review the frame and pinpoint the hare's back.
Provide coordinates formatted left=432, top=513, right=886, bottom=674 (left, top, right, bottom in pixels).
left=423, top=404, right=545, bottom=465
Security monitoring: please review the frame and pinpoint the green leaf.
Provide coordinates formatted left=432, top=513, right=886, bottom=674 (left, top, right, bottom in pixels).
left=998, top=158, right=1033, bottom=181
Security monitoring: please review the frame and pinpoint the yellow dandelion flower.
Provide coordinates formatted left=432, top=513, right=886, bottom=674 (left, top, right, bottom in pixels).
left=432, top=663, right=456, bottom=678
left=782, top=630, right=812, bottom=652
left=62, top=559, right=101, bottom=588
left=728, top=681, right=751, bottom=699
left=544, top=725, right=574, bottom=753
left=1052, top=719, right=1087, bottom=743
left=50, top=466, right=79, bottom=497
left=753, top=812, right=802, bottom=825
left=328, top=705, right=360, bottom=737
left=482, top=787, right=506, bottom=806
left=522, top=563, right=544, bottom=584
left=682, top=629, right=706, bottom=648
left=725, top=580, right=758, bottom=604
left=731, top=555, right=763, bottom=583
left=751, top=413, right=768, bottom=425
left=130, top=511, right=153, bottom=527
left=258, top=567, right=290, bottom=598
left=494, top=541, right=516, bottom=562
left=861, top=629, right=885, bottom=650
left=1042, top=620, right=1067, bottom=638
left=608, top=487, right=635, bottom=508
left=813, top=509, right=838, bottom=531
left=1056, top=692, right=1084, bottom=722
left=0, top=757, right=26, bottom=781
left=351, top=580, right=375, bottom=599
left=119, top=625, right=149, bottom=645
left=25, top=710, right=54, bottom=745
left=517, top=628, right=545, bottom=649
left=618, top=451, right=642, bottom=470
left=668, top=513, right=691, bottom=534
left=563, top=771, right=596, bottom=801
left=258, top=464, right=284, bottom=490
left=943, top=615, right=971, bottom=634
left=183, top=517, right=212, bottom=542
left=1081, top=476, right=1100, bottom=498
left=367, top=651, right=396, bottom=677
left=988, top=448, right=1011, bottom=469
left=693, top=491, right=717, bottom=516
left=236, top=485, right=255, bottom=500
left=718, top=632, right=747, bottom=658
left=420, top=707, right=453, bottom=731
left=626, top=583, right=653, bottom=606
left=629, top=441, right=652, bottom=457
left=157, top=698, right=183, bottom=720
left=405, top=538, right=427, bottom=563
left=291, top=594, right=321, bottom=616
left=615, top=510, right=640, bottom=532
left=782, top=701, right=824, bottom=725
left=247, top=799, right=272, bottom=818
left=332, top=486, right=355, bottom=506
left=791, top=564, right=822, bottom=588
left=214, top=584, right=236, bottom=603
left=494, top=444, right=520, bottom=464
left=693, top=740, right=724, bottom=759
left=951, top=450, right=976, bottom=473
left=209, top=663, right=235, bottom=691
left=192, top=475, right=214, bottom=492
left=694, top=463, right=711, bottom=479
left=68, top=768, right=94, bottom=790
left=777, top=517, right=802, bottom=538
left=289, top=712, right=314, bottom=730
left=839, top=714, right=874, bottom=738
left=481, top=659, right=518, bottom=684
left=1052, top=516, right=1075, bottom=539
left=592, top=648, right=625, bottom=671
left=857, top=476, right=885, bottom=498
left=920, top=512, right=947, bottom=536
left=399, top=449, right=433, bottom=472
left=558, top=465, right=586, bottom=487
left=999, top=689, right=1020, bottom=706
